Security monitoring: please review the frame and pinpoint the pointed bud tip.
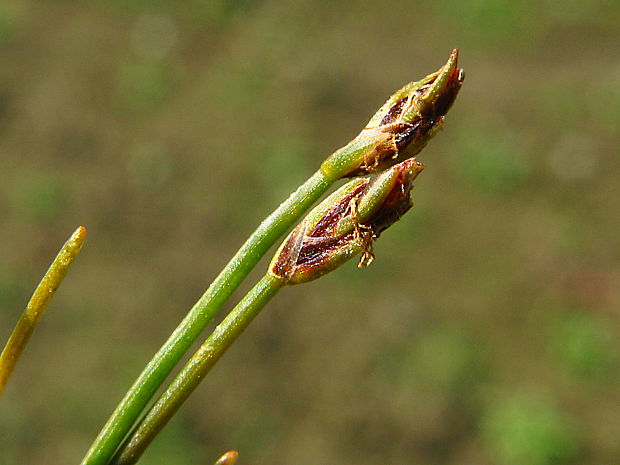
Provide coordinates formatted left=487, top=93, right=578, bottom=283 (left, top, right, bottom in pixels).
left=446, top=48, right=458, bottom=70
left=409, top=161, right=424, bottom=178
left=398, top=158, right=425, bottom=180
left=449, top=49, right=465, bottom=84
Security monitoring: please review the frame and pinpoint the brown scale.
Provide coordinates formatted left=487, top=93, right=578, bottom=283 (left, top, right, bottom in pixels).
left=308, top=182, right=368, bottom=237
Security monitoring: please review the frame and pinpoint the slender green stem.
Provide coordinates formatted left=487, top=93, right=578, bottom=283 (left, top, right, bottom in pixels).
left=0, top=226, right=86, bottom=399
left=111, top=274, right=286, bottom=465
left=81, top=171, right=332, bottom=465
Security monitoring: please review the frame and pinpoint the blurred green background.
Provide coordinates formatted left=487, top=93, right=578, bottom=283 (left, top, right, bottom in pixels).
left=0, top=1, right=618, bottom=464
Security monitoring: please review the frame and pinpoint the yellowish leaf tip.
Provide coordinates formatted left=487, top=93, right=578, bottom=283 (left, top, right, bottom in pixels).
left=214, top=450, right=239, bottom=465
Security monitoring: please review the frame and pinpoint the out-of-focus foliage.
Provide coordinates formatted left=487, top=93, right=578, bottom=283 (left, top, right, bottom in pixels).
left=0, top=1, right=618, bottom=464
left=481, top=391, right=581, bottom=465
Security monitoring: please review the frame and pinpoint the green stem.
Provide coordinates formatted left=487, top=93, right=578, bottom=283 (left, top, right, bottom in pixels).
left=81, top=171, right=332, bottom=465
left=0, top=226, right=86, bottom=399
left=111, top=274, right=286, bottom=465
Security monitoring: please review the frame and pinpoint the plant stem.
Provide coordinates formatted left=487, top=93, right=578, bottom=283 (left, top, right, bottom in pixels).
left=0, top=226, right=86, bottom=399
left=81, top=171, right=332, bottom=465
left=111, top=273, right=286, bottom=465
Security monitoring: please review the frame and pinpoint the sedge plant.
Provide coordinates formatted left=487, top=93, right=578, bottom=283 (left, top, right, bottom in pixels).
left=76, top=50, right=464, bottom=464
left=113, top=159, right=426, bottom=464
